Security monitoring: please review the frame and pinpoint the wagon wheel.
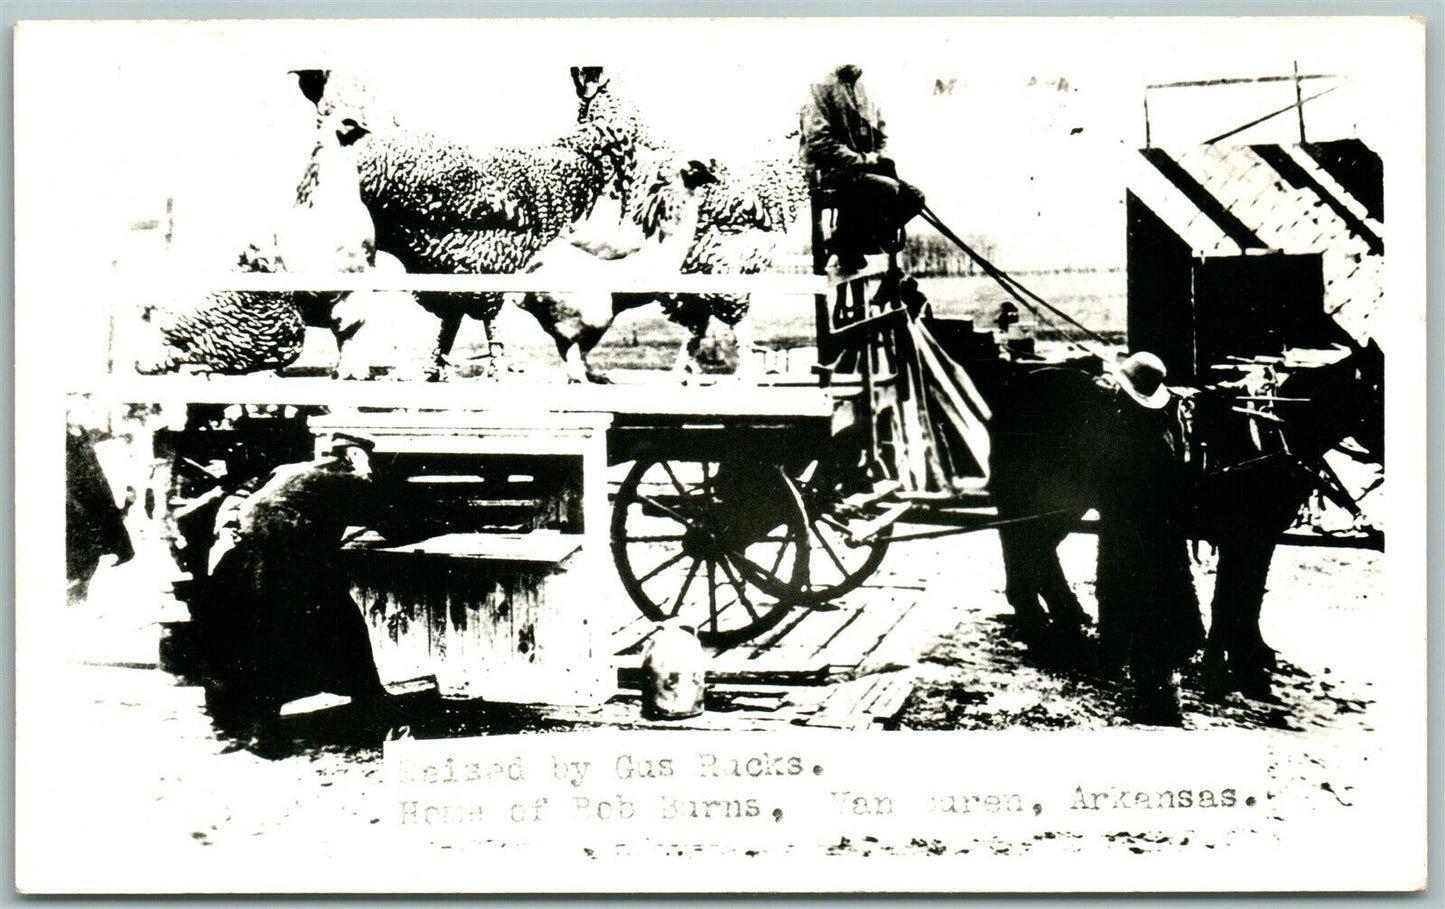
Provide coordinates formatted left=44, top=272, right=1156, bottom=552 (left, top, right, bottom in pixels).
left=611, top=457, right=810, bottom=648
left=792, top=481, right=893, bottom=606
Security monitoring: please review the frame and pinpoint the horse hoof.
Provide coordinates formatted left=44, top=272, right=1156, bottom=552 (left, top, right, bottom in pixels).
left=1126, top=684, right=1184, bottom=727
left=1195, top=660, right=1236, bottom=702
left=1004, top=615, right=1052, bottom=646
left=1230, top=666, right=1274, bottom=701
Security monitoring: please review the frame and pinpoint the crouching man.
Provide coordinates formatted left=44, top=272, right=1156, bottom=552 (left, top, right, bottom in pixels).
left=196, top=432, right=393, bottom=740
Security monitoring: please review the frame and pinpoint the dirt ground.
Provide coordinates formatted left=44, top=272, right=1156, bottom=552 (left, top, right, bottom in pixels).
left=24, top=498, right=1397, bottom=885
left=898, top=532, right=1382, bottom=735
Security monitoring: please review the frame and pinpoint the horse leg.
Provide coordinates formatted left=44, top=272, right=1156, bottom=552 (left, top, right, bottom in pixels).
left=1209, top=538, right=1279, bottom=692
left=1039, top=545, right=1090, bottom=634
left=997, top=524, right=1050, bottom=639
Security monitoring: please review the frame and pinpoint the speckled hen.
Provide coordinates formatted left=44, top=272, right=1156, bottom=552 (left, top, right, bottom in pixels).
left=139, top=111, right=374, bottom=375
left=512, top=159, right=719, bottom=383
left=295, top=67, right=646, bottom=376
left=615, top=140, right=810, bottom=376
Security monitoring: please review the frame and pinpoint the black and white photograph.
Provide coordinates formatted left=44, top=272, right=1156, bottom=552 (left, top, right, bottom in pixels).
left=12, top=13, right=1428, bottom=893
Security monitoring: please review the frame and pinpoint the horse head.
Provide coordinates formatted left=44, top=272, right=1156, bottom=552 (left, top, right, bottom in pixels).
left=1275, top=338, right=1385, bottom=464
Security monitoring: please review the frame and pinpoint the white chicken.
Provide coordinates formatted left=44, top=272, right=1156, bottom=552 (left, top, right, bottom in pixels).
left=511, top=160, right=719, bottom=383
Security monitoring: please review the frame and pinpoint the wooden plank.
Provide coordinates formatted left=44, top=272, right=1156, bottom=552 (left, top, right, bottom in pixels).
left=735, top=602, right=815, bottom=654
left=610, top=612, right=659, bottom=658
left=838, top=478, right=902, bottom=512
left=864, top=674, right=916, bottom=728
left=845, top=502, right=912, bottom=545
left=383, top=675, right=439, bottom=696
left=813, top=588, right=921, bottom=670
left=344, top=530, right=581, bottom=563
left=815, top=676, right=886, bottom=730
left=120, top=271, right=830, bottom=296
left=100, top=375, right=837, bottom=421
left=743, top=604, right=862, bottom=668
left=278, top=692, right=353, bottom=716
left=822, top=257, right=893, bottom=289
left=805, top=670, right=915, bottom=730
left=616, top=665, right=829, bottom=689
left=855, top=579, right=960, bottom=676
left=897, top=488, right=991, bottom=503
left=796, top=604, right=867, bottom=658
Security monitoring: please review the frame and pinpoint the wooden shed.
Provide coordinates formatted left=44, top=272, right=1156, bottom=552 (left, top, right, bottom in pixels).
left=1125, top=139, right=1383, bottom=381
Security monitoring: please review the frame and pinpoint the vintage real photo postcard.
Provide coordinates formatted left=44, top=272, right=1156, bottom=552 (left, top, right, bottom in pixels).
left=12, top=14, right=1428, bottom=893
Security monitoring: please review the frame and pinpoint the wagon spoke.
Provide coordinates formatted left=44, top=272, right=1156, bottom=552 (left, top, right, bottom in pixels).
left=724, top=546, right=794, bottom=594
left=708, top=587, right=743, bottom=623
left=623, top=533, right=689, bottom=544
left=669, top=557, right=702, bottom=618
left=659, top=462, right=692, bottom=499
left=810, top=518, right=851, bottom=577
left=707, top=557, right=719, bottom=635
left=716, top=557, right=761, bottom=620
left=633, top=492, right=698, bottom=528
left=637, top=549, right=687, bottom=585
left=768, top=533, right=790, bottom=578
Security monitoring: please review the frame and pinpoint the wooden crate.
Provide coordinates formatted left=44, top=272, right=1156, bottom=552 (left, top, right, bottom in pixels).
left=317, top=410, right=615, bottom=706
left=344, top=531, right=609, bottom=705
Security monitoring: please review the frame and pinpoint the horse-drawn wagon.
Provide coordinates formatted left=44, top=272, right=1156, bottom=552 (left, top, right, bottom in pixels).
left=125, top=176, right=1383, bottom=713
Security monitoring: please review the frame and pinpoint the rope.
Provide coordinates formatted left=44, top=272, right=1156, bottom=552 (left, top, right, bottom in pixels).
left=916, top=205, right=1113, bottom=359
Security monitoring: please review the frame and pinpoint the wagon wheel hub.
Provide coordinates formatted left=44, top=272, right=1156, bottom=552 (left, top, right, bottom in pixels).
left=681, top=524, right=725, bottom=560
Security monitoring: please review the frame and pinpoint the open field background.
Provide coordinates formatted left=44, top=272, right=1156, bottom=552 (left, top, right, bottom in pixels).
left=436, top=270, right=1128, bottom=378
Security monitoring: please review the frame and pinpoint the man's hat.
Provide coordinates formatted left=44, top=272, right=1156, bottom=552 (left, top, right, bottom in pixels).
left=1114, top=351, right=1171, bottom=410
left=327, top=431, right=377, bottom=455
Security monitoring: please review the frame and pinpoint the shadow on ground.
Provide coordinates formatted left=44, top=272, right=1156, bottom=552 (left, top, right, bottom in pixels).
left=898, top=613, right=1375, bottom=733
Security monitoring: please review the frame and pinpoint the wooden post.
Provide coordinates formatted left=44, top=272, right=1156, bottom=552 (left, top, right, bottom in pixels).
left=810, top=178, right=836, bottom=370
left=1294, top=60, right=1307, bottom=143
left=1143, top=91, right=1152, bottom=149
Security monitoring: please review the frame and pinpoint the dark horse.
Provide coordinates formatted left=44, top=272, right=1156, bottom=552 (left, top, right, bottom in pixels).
left=986, top=338, right=1384, bottom=693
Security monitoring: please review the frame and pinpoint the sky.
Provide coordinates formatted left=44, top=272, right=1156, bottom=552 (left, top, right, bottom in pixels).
left=12, top=15, right=1422, bottom=375
left=18, top=17, right=1410, bottom=266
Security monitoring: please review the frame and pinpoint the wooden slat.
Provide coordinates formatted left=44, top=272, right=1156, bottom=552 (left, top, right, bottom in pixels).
left=120, top=271, right=829, bottom=296
left=98, top=375, right=837, bottom=421
left=615, top=665, right=829, bottom=688
left=822, top=257, right=893, bottom=289
left=743, top=604, right=862, bottom=667
left=805, top=670, right=915, bottom=730
left=344, top=530, right=581, bottom=563
left=609, top=613, right=659, bottom=658
left=866, top=674, right=916, bottom=726
left=845, top=502, right=912, bottom=544
left=838, top=478, right=902, bottom=512
left=813, top=588, right=921, bottom=670
left=383, top=675, right=439, bottom=696
left=706, top=607, right=814, bottom=670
